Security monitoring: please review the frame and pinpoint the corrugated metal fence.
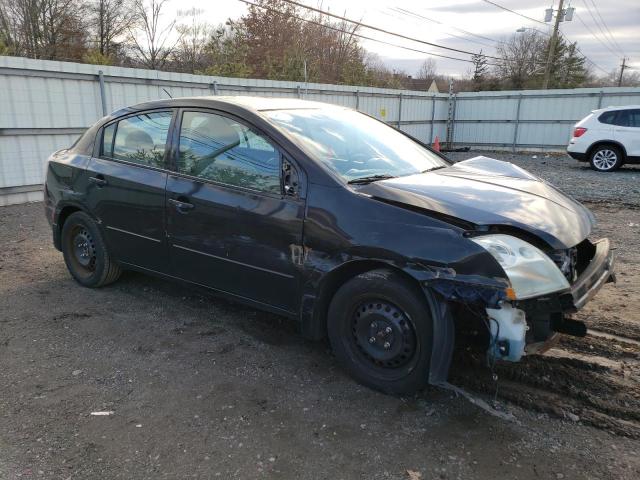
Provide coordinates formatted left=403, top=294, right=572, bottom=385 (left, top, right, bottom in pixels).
left=1, top=55, right=639, bottom=205
left=452, top=89, right=640, bottom=150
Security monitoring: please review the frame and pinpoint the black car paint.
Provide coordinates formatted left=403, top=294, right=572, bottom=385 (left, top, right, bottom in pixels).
left=358, top=157, right=595, bottom=250
left=45, top=97, right=609, bottom=384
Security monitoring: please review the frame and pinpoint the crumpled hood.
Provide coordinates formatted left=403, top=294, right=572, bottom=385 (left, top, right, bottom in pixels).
left=358, top=156, right=595, bottom=249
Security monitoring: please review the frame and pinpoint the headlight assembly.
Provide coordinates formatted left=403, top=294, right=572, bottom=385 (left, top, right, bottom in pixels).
left=471, top=234, right=570, bottom=299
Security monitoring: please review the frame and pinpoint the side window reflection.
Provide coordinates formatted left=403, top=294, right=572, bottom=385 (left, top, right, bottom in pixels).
left=178, top=111, right=281, bottom=194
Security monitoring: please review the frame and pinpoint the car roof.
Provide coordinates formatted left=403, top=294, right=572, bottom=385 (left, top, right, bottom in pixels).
left=596, top=105, right=640, bottom=113
left=128, top=95, right=341, bottom=113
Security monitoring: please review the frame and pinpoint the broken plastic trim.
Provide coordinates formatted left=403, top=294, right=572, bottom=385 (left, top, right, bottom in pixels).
left=427, top=278, right=509, bottom=309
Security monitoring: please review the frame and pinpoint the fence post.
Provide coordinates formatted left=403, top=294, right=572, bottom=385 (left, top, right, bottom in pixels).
left=397, top=92, right=403, bottom=128
left=97, top=70, right=107, bottom=116
left=446, top=95, right=457, bottom=150
left=512, top=94, right=523, bottom=153
left=296, top=85, right=302, bottom=99
left=209, top=81, right=219, bottom=95
left=450, top=95, right=457, bottom=149
left=597, top=90, right=604, bottom=108
left=445, top=80, right=454, bottom=149
left=355, top=90, right=360, bottom=111
left=429, top=95, right=436, bottom=143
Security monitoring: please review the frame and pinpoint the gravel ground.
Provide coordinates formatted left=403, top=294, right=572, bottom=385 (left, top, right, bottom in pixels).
left=447, top=151, right=640, bottom=206
left=1, top=155, right=640, bottom=479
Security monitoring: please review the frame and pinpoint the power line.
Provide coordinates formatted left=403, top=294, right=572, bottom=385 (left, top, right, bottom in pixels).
left=586, top=0, right=626, bottom=56
left=580, top=1, right=623, bottom=55
left=237, top=0, right=489, bottom=65
left=572, top=43, right=610, bottom=75
left=240, top=0, right=607, bottom=76
left=273, top=0, right=505, bottom=61
left=389, top=7, right=502, bottom=47
left=574, top=12, right=619, bottom=58
left=381, top=8, right=495, bottom=50
left=480, top=0, right=547, bottom=26
left=479, top=1, right=608, bottom=75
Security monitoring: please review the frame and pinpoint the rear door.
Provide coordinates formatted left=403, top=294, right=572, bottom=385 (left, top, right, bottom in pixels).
left=613, top=109, right=640, bottom=156
left=86, top=110, right=174, bottom=273
left=165, top=109, right=305, bottom=312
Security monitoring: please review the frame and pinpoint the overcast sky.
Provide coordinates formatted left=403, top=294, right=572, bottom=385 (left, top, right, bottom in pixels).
left=174, top=0, right=639, bottom=77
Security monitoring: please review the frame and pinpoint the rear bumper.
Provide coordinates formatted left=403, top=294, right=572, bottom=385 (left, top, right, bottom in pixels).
left=517, top=238, right=614, bottom=315
left=567, top=151, right=587, bottom=162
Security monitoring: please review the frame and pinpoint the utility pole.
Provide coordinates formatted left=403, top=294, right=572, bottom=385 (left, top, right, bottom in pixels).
left=542, top=0, right=564, bottom=89
left=618, top=57, right=627, bottom=86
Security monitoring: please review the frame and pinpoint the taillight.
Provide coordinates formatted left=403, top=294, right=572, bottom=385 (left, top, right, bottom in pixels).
left=573, top=127, right=587, bottom=138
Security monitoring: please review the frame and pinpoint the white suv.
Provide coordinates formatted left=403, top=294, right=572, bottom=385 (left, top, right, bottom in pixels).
left=567, top=105, right=640, bottom=172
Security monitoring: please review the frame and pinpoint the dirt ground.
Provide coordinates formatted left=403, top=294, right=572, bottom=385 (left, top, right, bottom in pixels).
left=1, top=154, right=640, bottom=479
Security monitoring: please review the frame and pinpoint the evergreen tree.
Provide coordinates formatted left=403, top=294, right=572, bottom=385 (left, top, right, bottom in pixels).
left=471, top=50, right=488, bottom=90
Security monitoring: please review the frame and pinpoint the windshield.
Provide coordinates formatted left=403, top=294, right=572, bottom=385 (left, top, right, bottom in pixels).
left=263, top=108, right=448, bottom=182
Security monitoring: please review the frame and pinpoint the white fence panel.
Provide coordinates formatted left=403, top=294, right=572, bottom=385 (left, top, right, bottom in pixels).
left=1, top=55, right=640, bottom=205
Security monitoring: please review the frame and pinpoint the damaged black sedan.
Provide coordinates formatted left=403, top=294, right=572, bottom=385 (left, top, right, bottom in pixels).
left=45, top=97, right=615, bottom=395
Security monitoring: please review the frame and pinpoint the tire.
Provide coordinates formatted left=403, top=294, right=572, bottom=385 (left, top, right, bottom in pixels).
left=61, top=211, right=122, bottom=288
left=327, top=269, right=434, bottom=395
left=589, top=144, right=623, bottom=172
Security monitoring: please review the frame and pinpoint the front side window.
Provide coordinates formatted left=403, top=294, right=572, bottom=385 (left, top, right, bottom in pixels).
left=103, top=111, right=172, bottom=168
left=177, top=111, right=281, bottom=194
left=263, top=108, right=449, bottom=182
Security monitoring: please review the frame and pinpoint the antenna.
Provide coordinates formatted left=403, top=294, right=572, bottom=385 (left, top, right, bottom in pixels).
left=162, top=88, right=173, bottom=99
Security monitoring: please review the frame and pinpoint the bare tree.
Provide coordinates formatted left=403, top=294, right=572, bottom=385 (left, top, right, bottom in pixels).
left=89, top=0, right=135, bottom=58
left=128, top=0, right=180, bottom=70
left=417, top=58, right=437, bottom=81
left=174, top=7, right=211, bottom=73
left=0, top=0, right=88, bottom=60
left=599, top=68, right=640, bottom=87
left=494, top=31, right=546, bottom=89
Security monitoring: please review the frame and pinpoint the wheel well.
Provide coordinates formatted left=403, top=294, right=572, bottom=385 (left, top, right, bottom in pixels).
left=587, top=141, right=627, bottom=161
left=304, top=260, right=425, bottom=340
left=57, top=206, right=82, bottom=233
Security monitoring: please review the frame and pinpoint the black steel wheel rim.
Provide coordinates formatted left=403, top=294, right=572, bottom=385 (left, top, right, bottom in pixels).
left=351, top=299, right=417, bottom=369
left=68, top=225, right=97, bottom=275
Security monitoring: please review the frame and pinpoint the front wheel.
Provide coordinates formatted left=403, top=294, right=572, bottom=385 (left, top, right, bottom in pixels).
left=327, top=269, right=434, bottom=395
left=590, top=144, right=623, bottom=172
left=61, top=211, right=122, bottom=288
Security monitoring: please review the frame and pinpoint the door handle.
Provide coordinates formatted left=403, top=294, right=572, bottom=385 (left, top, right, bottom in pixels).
left=88, top=175, right=107, bottom=187
left=169, top=198, right=195, bottom=212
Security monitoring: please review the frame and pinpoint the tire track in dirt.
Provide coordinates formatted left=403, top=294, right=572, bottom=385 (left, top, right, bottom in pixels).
left=451, top=313, right=640, bottom=438
left=580, top=315, right=640, bottom=342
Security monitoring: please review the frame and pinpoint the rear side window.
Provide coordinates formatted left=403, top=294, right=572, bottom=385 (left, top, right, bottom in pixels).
left=616, top=109, right=640, bottom=127
left=177, top=111, right=281, bottom=194
left=102, top=111, right=172, bottom=168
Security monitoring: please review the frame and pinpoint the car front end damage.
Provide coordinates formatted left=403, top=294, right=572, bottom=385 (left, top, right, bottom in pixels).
left=417, top=234, right=614, bottom=384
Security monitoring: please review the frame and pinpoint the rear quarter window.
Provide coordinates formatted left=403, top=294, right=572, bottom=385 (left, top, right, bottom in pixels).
left=598, top=111, right=618, bottom=125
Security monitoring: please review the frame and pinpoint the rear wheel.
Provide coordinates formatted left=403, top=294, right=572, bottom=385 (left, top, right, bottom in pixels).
left=327, top=269, right=433, bottom=395
left=61, top=211, right=121, bottom=287
left=589, top=144, right=623, bottom=172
